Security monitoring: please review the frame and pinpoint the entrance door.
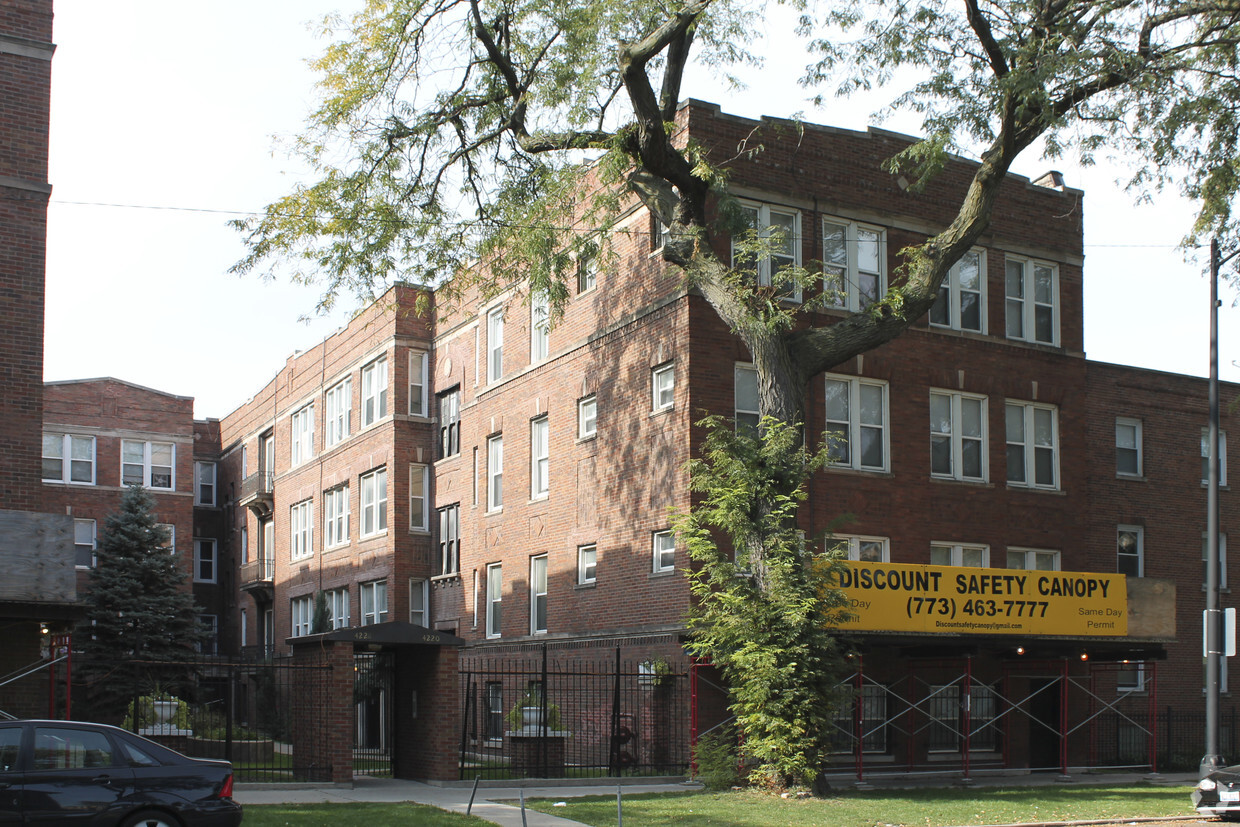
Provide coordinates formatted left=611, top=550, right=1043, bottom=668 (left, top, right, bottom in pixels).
left=1027, top=678, right=1062, bottom=771
left=354, top=652, right=394, bottom=777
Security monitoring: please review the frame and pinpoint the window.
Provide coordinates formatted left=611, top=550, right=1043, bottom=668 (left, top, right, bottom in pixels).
left=1118, top=661, right=1145, bottom=693
left=360, top=580, right=388, bottom=625
left=653, top=529, right=675, bottom=573
left=194, top=538, right=217, bottom=583
left=408, top=351, right=428, bottom=417
left=290, top=500, right=313, bottom=561
left=578, top=544, right=597, bottom=585
left=324, top=485, right=349, bottom=548
left=828, top=535, right=889, bottom=562
left=1117, top=526, right=1143, bottom=577
left=198, top=615, right=218, bottom=655
left=361, top=356, right=389, bottom=427
left=291, top=595, right=314, bottom=637
left=260, top=520, right=274, bottom=572
left=438, top=387, right=460, bottom=458
left=531, top=417, right=549, bottom=499
left=121, top=440, right=174, bottom=489
left=1004, top=256, right=1058, bottom=345
left=578, top=395, right=597, bottom=439
left=487, top=307, right=504, bottom=383
left=1005, top=401, right=1058, bottom=489
left=325, top=378, right=352, bottom=447
left=930, top=543, right=988, bottom=567
left=824, top=375, right=889, bottom=472
left=32, top=726, right=114, bottom=771
left=1007, top=548, right=1061, bottom=570
left=530, top=555, right=548, bottom=634
left=360, top=468, right=388, bottom=537
left=1203, top=534, right=1229, bottom=589
left=487, top=435, right=504, bottom=511
left=652, top=363, right=675, bottom=412
left=927, top=685, right=999, bottom=753
left=485, top=682, right=504, bottom=740
left=822, top=216, right=885, bottom=311
left=733, top=202, right=802, bottom=301
left=577, top=252, right=598, bottom=294
left=735, top=364, right=759, bottom=432
left=409, top=579, right=428, bottom=626
left=1116, top=418, right=1142, bottom=477
left=531, top=290, right=550, bottom=363
left=194, top=462, right=216, bottom=506
left=1203, top=429, right=1228, bottom=485
left=832, top=683, right=888, bottom=754
left=486, top=563, right=502, bottom=638
left=930, top=391, right=987, bottom=481
left=930, top=249, right=986, bottom=332
left=74, top=518, right=95, bottom=568
left=327, top=588, right=350, bottom=630
left=156, top=523, right=175, bottom=554
left=42, top=433, right=95, bottom=484
left=438, top=504, right=460, bottom=575
left=410, top=464, right=429, bottom=531
left=290, top=405, right=314, bottom=466
left=240, top=525, right=248, bottom=565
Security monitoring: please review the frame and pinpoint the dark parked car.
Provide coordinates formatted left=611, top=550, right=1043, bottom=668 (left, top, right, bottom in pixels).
left=1194, top=764, right=1240, bottom=819
left=0, top=719, right=242, bottom=826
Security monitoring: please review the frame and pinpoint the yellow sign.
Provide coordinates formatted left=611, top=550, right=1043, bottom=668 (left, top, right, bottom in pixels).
left=831, top=561, right=1127, bottom=637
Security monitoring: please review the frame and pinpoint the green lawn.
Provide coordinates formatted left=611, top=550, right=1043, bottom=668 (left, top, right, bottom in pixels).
left=524, top=784, right=1199, bottom=827
left=242, top=802, right=492, bottom=826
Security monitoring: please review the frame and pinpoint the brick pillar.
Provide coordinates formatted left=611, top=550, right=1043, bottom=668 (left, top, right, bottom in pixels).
left=395, top=645, right=461, bottom=781
left=292, top=638, right=355, bottom=785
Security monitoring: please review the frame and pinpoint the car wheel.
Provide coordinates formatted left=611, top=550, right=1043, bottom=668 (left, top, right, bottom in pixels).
left=120, top=810, right=183, bottom=827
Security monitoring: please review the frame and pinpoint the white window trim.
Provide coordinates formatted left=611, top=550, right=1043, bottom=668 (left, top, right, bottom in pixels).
left=439, top=387, right=461, bottom=458
left=409, top=464, right=429, bottom=531
left=291, top=595, right=314, bottom=637
left=290, top=405, right=314, bottom=467
left=929, top=390, right=988, bottom=482
left=290, top=500, right=314, bottom=561
left=194, top=461, right=216, bottom=506
left=732, top=201, right=803, bottom=302
left=830, top=535, right=890, bottom=562
left=531, top=290, right=550, bottom=363
left=530, top=554, right=548, bottom=635
left=1116, top=417, right=1143, bottom=478
left=360, top=580, right=388, bottom=626
left=929, top=249, right=987, bottom=333
left=821, top=215, right=887, bottom=311
left=734, top=363, right=760, bottom=432
left=324, top=484, right=350, bottom=549
left=408, top=350, right=429, bottom=417
left=1117, top=660, right=1146, bottom=694
left=74, top=518, right=96, bottom=569
left=653, top=529, right=675, bottom=574
left=824, top=374, right=890, bottom=473
left=578, top=544, right=597, bottom=585
left=487, top=307, right=504, bottom=384
left=325, top=378, right=352, bottom=448
left=1004, top=256, right=1060, bottom=346
left=1203, top=428, right=1228, bottom=486
left=42, top=432, right=96, bottom=485
left=328, top=587, right=350, bottom=630
left=652, top=363, right=675, bottom=412
left=578, top=395, right=597, bottom=439
left=530, top=416, right=549, bottom=500
left=361, top=356, right=389, bottom=428
left=360, top=467, right=388, bottom=538
left=1006, top=547, right=1062, bottom=571
left=438, top=504, right=460, bottom=576
left=1117, top=525, right=1144, bottom=578
left=409, top=578, right=428, bottom=627
left=930, top=543, right=989, bottom=567
left=193, top=538, right=217, bottom=583
left=486, top=563, right=502, bottom=638
left=487, top=435, right=504, bottom=512
left=156, top=523, right=175, bottom=554
left=1005, top=400, right=1060, bottom=490
left=121, top=440, right=175, bottom=490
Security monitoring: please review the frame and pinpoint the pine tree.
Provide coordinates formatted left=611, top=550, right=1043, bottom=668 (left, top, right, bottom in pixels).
left=80, top=485, right=206, bottom=720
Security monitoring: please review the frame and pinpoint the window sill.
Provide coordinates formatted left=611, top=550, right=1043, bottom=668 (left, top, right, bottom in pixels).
left=650, top=406, right=674, bottom=418
left=1005, top=483, right=1065, bottom=495
left=408, top=528, right=431, bottom=536
left=650, top=569, right=675, bottom=579
left=929, top=474, right=991, bottom=486
left=575, top=581, right=596, bottom=590
left=577, top=434, right=597, bottom=444
left=1117, top=473, right=1147, bottom=482
left=435, top=453, right=462, bottom=466
left=824, top=466, right=893, bottom=478
left=359, top=531, right=389, bottom=541
left=485, top=507, right=503, bottom=516
left=529, top=495, right=548, bottom=504
left=431, top=572, right=460, bottom=583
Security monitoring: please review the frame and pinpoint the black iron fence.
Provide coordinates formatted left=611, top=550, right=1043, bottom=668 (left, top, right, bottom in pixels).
left=73, top=653, right=332, bottom=782
left=1090, top=708, right=1240, bottom=772
left=460, top=646, right=690, bottom=780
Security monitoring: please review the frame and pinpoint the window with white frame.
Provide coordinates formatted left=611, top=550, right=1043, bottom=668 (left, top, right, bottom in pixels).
left=1203, top=429, right=1228, bottom=485
left=530, top=555, right=548, bottom=634
left=121, top=440, right=174, bottom=489
left=438, top=504, right=460, bottom=575
left=531, top=290, right=550, bottom=363
left=1004, top=256, right=1058, bottom=345
left=360, top=580, right=388, bottom=625
left=930, top=390, right=987, bottom=482
left=156, top=524, right=175, bottom=554
left=1203, top=533, right=1228, bottom=589
left=1005, top=401, right=1059, bottom=489
left=409, top=464, right=429, bottom=531
left=194, top=462, right=216, bottom=506
left=42, top=433, right=95, bottom=484
left=324, top=485, right=349, bottom=548
left=578, top=395, right=596, bottom=439
left=327, top=587, right=349, bottom=629
left=361, top=356, right=389, bottom=427
left=324, top=378, right=352, bottom=447
left=408, top=351, right=428, bottom=417
left=578, top=544, right=597, bottom=585
left=733, top=202, right=802, bottom=301
left=438, top=387, right=460, bottom=458
left=828, top=535, right=889, bottom=562
left=290, top=405, right=314, bottom=466
left=74, top=518, right=95, bottom=568
left=1116, top=417, right=1142, bottom=477
left=1007, top=548, right=1061, bottom=570
left=531, top=417, right=549, bottom=499
left=1117, top=525, right=1143, bottom=577
left=291, top=595, right=314, bottom=637
left=735, top=364, right=760, bottom=433
left=652, top=363, right=675, bottom=412
left=653, top=529, right=675, bottom=573
left=240, top=525, right=249, bottom=565
left=194, top=538, right=217, bottom=583
left=487, top=435, right=503, bottom=511
left=290, top=500, right=313, bottom=561
left=486, top=563, right=502, bottom=638
left=930, top=249, right=986, bottom=332
left=822, top=216, right=885, bottom=311
left=487, top=307, right=504, bottom=383
left=1117, top=661, right=1145, bottom=693
left=360, top=468, right=388, bottom=537
left=577, top=252, right=598, bottom=294
left=409, top=578, right=428, bottom=626
left=824, top=374, right=888, bottom=472
left=930, top=543, right=988, bottom=567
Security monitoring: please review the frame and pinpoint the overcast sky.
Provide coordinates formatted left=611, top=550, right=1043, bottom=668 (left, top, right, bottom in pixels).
left=43, top=1, right=1240, bottom=420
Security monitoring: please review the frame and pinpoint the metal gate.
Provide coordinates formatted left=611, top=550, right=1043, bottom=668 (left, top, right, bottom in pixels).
left=353, top=651, right=394, bottom=777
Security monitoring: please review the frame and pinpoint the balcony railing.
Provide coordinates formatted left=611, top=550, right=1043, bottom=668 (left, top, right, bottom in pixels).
left=240, top=557, right=275, bottom=592
left=238, top=472, right=275, bottom=517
